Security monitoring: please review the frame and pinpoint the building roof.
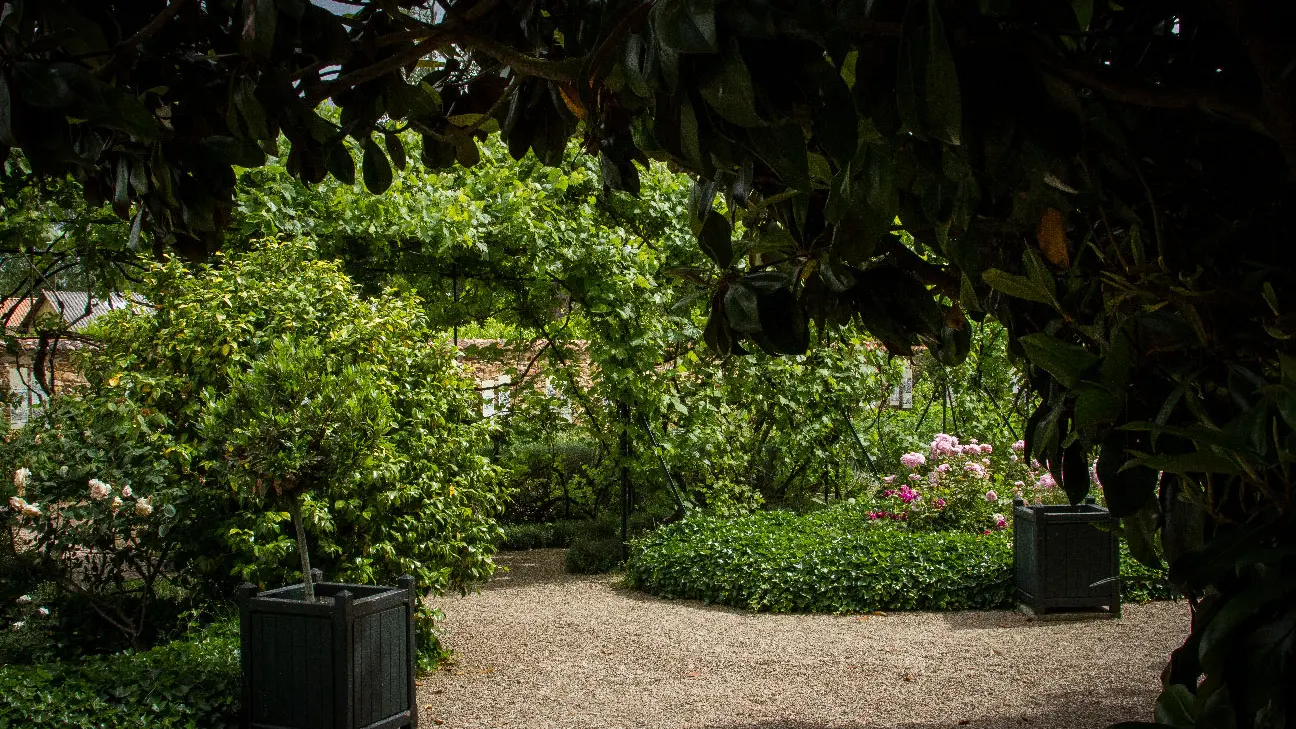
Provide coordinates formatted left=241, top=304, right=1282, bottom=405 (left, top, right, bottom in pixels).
left=38, top=291, right=135, bottom=331
left=1, top=297, right=36, bottom=330
left=3, top=291, right=138, bottom=333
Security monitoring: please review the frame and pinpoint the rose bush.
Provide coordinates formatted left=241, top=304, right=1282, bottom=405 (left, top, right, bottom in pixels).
left=871, top=434, right=1070, bottom=533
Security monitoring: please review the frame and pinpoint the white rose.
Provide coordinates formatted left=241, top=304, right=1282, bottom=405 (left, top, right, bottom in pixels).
left=121, top=485, right=133, bottom=499
left=110, top=496, right=123, bottom=514
left=20, top=502, right=41, bottom=518
left=11, top=621, right=25, bottom=631
left=15, top=595, right=32, bottom=605
left=134, top=498, right=153, bottom=517
left=37, top=607, right=50, bottom=617
left=13, top=467, right=30, bottom=497
left=7, top=496, right=24, bottom=512
left=88, top=478, right=112, bottom=500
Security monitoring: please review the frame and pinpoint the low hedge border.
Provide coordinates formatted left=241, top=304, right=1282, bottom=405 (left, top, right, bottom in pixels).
left=0, top=623, right=240, bottom=729
left=625, top=507, right=1173, bottom=613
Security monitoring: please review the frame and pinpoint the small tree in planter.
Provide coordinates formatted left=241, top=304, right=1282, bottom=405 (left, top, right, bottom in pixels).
left=206, top=339, right=422, bottom=729
left=204, top=337, right=395, bottom=601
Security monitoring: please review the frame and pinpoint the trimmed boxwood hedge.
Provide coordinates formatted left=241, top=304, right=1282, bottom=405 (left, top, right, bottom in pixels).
left=625, top=506, right=1173, bottom=613
left=0, top=623, right=239, bottom=729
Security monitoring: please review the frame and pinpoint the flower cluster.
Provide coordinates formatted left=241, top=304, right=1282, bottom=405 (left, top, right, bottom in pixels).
left=873, top=434, right=1069, bottom=533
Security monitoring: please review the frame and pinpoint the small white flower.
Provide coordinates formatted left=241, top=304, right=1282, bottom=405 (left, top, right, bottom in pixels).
left=11, top=621, right=25, bottom=631
left=20, top=502, right=41, bottom=518
left=37, top=607, right=50, bottom=617
left=58, top=465, right=68, bottom=476
left=121, top=485, right=133, bottom=499
left=15, top=595, right=32, bottom=605
left=7, top=496, right=24, bottom=512
left=13, top=467, right=30, bottom=497
left=110, top=496, right=123, bottom=514
left=134, top=498, right=153, bottom=517
left=88, top=478, right=112, bottom=500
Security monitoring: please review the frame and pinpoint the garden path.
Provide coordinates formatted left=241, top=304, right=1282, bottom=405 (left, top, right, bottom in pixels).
left=420, top=549, right=1189, bottom=729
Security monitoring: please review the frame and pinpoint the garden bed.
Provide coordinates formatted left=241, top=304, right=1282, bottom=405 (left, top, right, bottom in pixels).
left=625, top=505, right=1171, bottom=613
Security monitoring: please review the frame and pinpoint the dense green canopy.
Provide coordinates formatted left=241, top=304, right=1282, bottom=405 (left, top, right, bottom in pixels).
left=2, top=1, right=1294, bottom=726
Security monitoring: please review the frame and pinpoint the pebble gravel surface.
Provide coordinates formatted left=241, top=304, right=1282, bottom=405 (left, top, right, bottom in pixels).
left=420, top=549, right=1189, bottom=729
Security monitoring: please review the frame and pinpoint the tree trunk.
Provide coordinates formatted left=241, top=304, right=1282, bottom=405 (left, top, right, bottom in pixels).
left=288, top=493, right=315, bottom=603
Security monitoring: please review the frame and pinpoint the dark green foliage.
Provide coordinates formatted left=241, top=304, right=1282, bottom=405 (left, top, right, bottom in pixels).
left=563, top=537, right=624, bottom=575
left=627, top=507, right=1172, bottom=613
left=0, top=623, right=240, bottom=729
left=499, top=520, right=589, bottom=551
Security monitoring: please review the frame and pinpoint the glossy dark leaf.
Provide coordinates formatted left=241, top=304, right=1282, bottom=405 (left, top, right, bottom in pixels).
left=1098, top=433, right=1158, bottom=517
left=1018, top=333, right=1098, bottom=388
left=653, top=0, right=718, bottom=54
left=0, top=73, right=12, bottom=145
left=748, top=122, right=810, bottom=193
left=924, top=1, right=962, bottom=145
left=981, top=269, right=1054, bottom=305
left=698, top=211, right=733, bottom=268
left=724, top=283, right=761, bottom=334
left=1061, top=440, right=1090, bottom=504
left=362, top=136, right=393, bottom=194
left=385, top=131, right=408, bottom=171
left=699, top=43, right=764, bottom=127
left=242, top=0, right=277, bottom=59
left=325, top=142, right=355, bottom=184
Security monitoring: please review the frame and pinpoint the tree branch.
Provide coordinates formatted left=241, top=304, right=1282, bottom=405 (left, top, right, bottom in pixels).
left=1035, top=53, right=1271, bottom=138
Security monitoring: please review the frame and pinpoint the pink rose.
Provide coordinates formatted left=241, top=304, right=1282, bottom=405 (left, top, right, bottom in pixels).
left=985, top=490, right=998, bottom=502
left=900, top=452, right=927, bottom=469
left=1012, top=440, right=1026, bottom=452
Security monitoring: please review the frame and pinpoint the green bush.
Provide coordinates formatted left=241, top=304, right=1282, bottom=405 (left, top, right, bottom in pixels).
left=0, top=623, right=240, bottom=729
left=626, top=505, right=1173, bottom=613
left=564, top=537, right=624, bottom=574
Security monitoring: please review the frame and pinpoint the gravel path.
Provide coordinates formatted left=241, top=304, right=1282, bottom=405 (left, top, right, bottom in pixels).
left=420, top=549, right=1190, bottom=729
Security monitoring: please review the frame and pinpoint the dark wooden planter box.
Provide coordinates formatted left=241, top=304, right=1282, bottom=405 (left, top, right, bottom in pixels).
left=236, top=573, right=418, bottom=729
left=1013, top=497, right=1121, bottom=616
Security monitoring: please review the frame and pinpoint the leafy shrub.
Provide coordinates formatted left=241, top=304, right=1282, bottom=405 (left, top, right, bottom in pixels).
left=627, top=505, right=1173, bottom=613
left=3, top=240, right=504, bottom=667
left=564, top=537, right=624, bottom=574
left=0, top=622, right=240, bottom=729
left=498, top=513, right=658, bottom=553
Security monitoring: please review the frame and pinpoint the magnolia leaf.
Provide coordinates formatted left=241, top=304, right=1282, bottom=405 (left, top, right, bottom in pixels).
left=242, top=0, right=277, bottom=59
left=680, top=98, right=702, bottom=167
left=1037, top=207, right=1070, bottom=267
left=325, top=142, right=355, bottom=184
left=1098, top=434, right=1158, bottom=517
left=725, top=283, right=761, bottom=333
left=1154, top=685, right=1198, bottom=729
left=654, top=0, right=718, bottom=54
left=0, top=73, right=12, bottom=145
left=749, top=122, right=810, bottom=192
left=925, top=1, right=962, bottom=145
left=384, top=131, right=407, bottom=171
left=699, top=211, right=733, bottom=268
left=982, top=269, right=1054, bottom=305
left=1018, top=333, right=1098, bottom=387
left=895, top=3, right=924, bottom=136
left=362, top=136, right=393, bottom=194
left=699, top=43, right=764, bottom=128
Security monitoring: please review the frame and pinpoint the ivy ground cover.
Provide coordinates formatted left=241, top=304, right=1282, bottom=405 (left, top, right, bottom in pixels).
left=626, top=505, right=1171, bottom=614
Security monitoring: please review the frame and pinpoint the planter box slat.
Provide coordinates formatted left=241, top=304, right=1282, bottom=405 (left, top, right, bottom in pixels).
left=239, top=576, right=418, bottom=729
left=1014, top=498, right=1120, bottom=616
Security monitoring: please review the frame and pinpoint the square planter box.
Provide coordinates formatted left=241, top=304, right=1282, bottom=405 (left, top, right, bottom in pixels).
left=1013, top=497, right=1121, bottom=616
left=237, top=573, right=419, bottom=729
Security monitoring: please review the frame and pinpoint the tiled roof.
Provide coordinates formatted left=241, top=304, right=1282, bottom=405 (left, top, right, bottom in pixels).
left=1, top=297, right=36, bottom=330
left=39, top=291, right=135, bottom=331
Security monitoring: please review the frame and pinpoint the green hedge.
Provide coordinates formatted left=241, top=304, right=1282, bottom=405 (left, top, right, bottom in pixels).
left=626, top=507, right=1173, bottom=613
left=0, top=624, right=239, bottom=729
